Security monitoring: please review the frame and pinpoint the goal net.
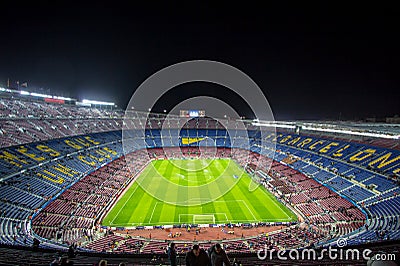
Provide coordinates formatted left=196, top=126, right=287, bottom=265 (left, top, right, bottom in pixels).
left=193, top=214, right=216, bottom=224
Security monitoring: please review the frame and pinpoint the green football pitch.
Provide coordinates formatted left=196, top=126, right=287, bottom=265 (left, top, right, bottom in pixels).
left=102, top=158, right=297, bottom=227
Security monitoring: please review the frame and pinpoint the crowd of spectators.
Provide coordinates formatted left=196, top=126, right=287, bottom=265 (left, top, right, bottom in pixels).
left=31, top=152, right=148, bottom=247
left=0, top=98, right=123, bottom=148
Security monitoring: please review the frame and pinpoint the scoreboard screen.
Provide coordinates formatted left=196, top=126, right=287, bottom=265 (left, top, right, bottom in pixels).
left=180, top=110, right=205, bottom=118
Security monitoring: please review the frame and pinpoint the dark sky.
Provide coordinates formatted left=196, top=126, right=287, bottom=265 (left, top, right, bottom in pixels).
left=0, top=2, right=399, bottom=121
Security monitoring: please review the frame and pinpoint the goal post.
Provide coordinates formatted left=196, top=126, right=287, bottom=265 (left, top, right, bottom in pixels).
left=193, top=214, right=216, bottom=224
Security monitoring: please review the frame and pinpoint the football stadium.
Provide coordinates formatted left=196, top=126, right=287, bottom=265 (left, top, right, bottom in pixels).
left=0, top=89, right=399, bottom=265
left=1, top=3, right=399, bottom=266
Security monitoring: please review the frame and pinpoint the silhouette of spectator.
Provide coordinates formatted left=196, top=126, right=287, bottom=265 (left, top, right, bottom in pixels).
left=168, top=242, right=177, bottom=266
left=209, top=243, right=231, bottom=266
left=185, top=244, right=210, bottom=266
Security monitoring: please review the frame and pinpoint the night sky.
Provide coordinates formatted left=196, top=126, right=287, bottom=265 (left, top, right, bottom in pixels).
left=0, top=2, right=399, bottom=121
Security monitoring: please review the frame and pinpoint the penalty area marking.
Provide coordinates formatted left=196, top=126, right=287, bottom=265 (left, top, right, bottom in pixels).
left=173, top=199, right=258, bottom=222
left=178, top=213, right=228, bottom=224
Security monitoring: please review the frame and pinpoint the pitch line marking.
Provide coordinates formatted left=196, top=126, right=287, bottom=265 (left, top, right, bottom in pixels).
left=260, top=188, right=291, bottom=219
left=110, top=184, right=139, bottom=224
left=271, top=196, right=291, bottom=220
left=148, top=202, right=158, bottom=224
left=178, top=213, right=228, bottom=224
left=240, top=200, right=258, bottom=221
